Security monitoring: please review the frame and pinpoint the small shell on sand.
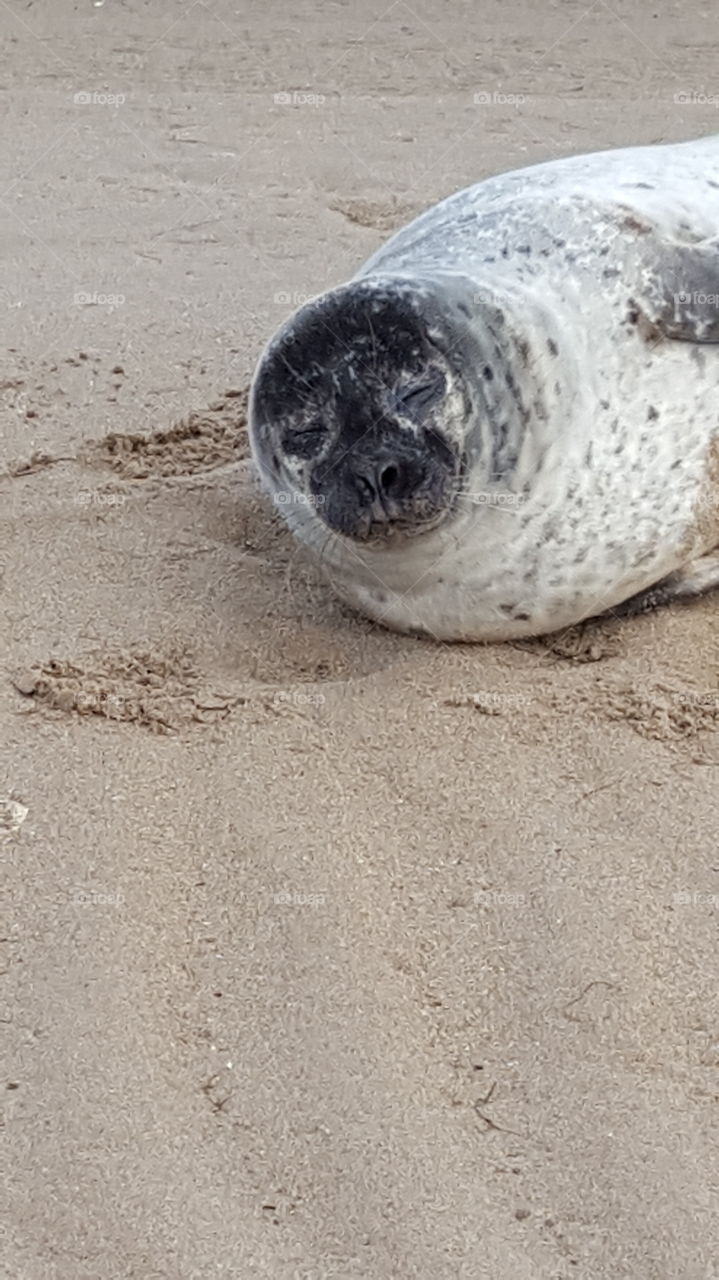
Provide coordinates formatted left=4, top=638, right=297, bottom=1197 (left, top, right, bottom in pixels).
left=0, top=798, right=28, bottom=838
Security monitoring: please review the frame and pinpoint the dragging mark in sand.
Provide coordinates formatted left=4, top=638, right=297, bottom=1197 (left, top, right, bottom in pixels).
left=11, top=647, right=243, bottom=735
left=82, top=386, right=250, bottom=479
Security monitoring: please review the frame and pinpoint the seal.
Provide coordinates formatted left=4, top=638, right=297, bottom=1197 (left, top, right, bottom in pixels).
left=249, top=135, right=719, bottom=641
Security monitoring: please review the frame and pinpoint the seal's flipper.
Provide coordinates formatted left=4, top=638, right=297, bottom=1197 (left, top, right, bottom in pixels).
left=612, top=553, right=719, bottom=618
left=643, top=239, right=719, bottom=343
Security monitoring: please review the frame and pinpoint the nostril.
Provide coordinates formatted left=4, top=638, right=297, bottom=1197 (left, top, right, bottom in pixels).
left=356, top=473, right=376, bottom=501
left=379, top=463, right=399, bottom=496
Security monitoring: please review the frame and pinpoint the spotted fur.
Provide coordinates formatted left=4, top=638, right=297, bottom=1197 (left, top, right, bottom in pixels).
left=250, top=136, right=719, bottom=641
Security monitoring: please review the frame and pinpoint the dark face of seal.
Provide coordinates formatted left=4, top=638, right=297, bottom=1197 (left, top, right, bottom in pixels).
left=250, top=279, right=471, bottom=542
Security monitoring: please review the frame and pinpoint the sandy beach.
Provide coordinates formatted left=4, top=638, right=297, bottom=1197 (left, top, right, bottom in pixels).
left=2, top=2, right=718, bottom=1276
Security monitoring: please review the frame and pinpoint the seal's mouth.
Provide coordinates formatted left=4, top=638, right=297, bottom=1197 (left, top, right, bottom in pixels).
left=358, top=510, right=451, bottom=544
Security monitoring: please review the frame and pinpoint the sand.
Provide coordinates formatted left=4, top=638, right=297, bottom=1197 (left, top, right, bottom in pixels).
left=2, top=2, right=718, bottom=1277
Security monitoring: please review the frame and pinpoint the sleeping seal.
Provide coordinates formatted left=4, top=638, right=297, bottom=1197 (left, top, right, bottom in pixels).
left=249, top=135, right=719, bottom=641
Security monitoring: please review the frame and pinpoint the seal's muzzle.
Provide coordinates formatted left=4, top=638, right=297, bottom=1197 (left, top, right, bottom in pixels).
left=310, top=426, right=460, bottom=541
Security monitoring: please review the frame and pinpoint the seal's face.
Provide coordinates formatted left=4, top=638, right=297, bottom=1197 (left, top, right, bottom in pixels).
left=250, top=280, right=470, bottom=543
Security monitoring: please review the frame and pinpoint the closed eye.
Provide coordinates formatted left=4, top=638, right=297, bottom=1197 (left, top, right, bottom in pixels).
left=395, top=373, right=446, bottom=417
left=282, top=423, right=328, bottom=458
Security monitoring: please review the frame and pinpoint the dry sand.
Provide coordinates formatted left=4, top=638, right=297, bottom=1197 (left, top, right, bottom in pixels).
left=2, top=3, right=718, bottom=1277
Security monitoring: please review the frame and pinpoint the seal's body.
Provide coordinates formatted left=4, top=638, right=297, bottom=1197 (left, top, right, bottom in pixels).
left=250, top=136, right=719, bottom=641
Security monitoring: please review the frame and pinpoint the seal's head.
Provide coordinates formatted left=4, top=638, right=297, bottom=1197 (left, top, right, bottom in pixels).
left=250, top=276, right=478, bottom=544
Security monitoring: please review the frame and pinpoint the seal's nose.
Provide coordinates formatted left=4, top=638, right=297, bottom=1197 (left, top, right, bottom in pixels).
left=355, top=457, right=418, bottom=512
